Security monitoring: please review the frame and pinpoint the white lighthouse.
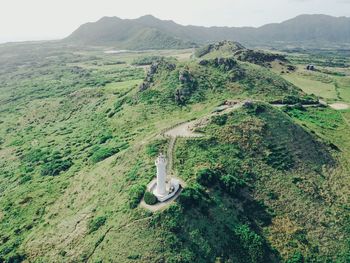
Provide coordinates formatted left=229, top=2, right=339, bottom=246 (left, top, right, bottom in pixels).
left=147, top=153, right=180, bottom=203
left=155, top=153, right=167, bottom=196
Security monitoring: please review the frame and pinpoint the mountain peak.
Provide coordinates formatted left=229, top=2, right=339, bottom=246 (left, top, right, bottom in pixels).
left=97, top=16, right=122, bottom=23
left=137, top=14, right=159, bottom=21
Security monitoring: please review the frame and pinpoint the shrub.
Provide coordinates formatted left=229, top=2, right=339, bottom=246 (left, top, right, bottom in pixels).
left=23, top=149, right=50, bottom=164
left=196, top=168, right=219, bottom=187
left=90, top=146, right=119, bottom=163
left=178, top=183, right=210, bottom=210
left=19, top=175, right=32, bottom=184
left=114, top=98, right=126, bottom=112
left=88, top=216, right=107, bottom=233
left=194, top=45, right=212, bottom=57
left=7, top=253, right=26, bottom=263
left=127, top=254, right=141, bottom=260
left=286, top=251, right=304, bottom=263
left=128, top=184, right=146, bottom=208
left=235, top=225, right=265, bottom=263
left=41, top=159, right=73, bottom=176
left=267, top=191, right=278, bottom=200
left=107, top=111, right=115, bottom=118
left=99, top=133, right=113, bottom=144
left=144, top=191, right=158, bottom=205
left=219, top=174, right=244, bottom=195
left=211, top=114, right=228, bottom=126
left=146, top=139, right=167, bottom=157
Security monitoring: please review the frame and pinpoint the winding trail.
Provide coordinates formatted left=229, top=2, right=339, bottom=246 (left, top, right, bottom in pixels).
left=164, top=121, right=203, bottom=178
left=166, top=136, right=176, bottom=176
left=162, top=101, right=245, bottom=182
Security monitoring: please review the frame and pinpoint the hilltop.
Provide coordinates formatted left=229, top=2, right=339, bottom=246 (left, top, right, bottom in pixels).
left=64, top=14, right=350, bottom=49
left=194, top=41, right=290, bottom=68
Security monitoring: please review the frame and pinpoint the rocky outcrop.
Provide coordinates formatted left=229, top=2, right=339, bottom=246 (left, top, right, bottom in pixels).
left=175, top=69, right=197, bottom=105
left=195, top=41, right=245, bottom=58
left=234, top=49, right=287, bottom=66
left=195, top=40, right=289, bottom=68
left=178, top=69, right=194, bottom=83
left=139, top=61, right=176, bottom=92
left=199, top=57, right=238, bottom=71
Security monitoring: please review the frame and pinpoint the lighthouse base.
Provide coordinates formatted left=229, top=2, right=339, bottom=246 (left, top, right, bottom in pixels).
left=147, top=178, right=180, bottom=202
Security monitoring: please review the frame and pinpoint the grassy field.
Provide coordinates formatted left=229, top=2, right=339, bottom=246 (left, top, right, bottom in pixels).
left=0, top=42, right=349, bottom=262
left=283, top=73, right=338, bottom=100
left=280, top=51, right=350, bottom=105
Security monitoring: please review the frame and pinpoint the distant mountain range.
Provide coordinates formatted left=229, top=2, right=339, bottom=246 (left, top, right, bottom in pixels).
left=65, top=14, right=350, bottom=49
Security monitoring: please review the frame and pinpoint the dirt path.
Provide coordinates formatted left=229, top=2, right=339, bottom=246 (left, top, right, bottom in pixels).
left=164, top=121, right=203, bottom=178
left=166, top=136, right=176, bottom=176
left=164, top=121, right=204, bottom=138
left=329, top=103, right=350, bottom=110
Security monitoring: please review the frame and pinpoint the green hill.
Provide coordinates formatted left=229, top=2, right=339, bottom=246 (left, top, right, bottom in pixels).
left=137, top=48, right=308, bottom=106
left=0, top=42, right=349, bottom=262
left=171, top=103, right=338, bottom=261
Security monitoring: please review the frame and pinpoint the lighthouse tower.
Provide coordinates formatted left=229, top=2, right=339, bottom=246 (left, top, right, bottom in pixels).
left=155, top=153, right=167, bottom=197
left=147, top=152, right=180, bottom=203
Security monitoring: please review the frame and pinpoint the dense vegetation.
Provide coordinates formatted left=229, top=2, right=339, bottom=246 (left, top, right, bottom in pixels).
left=168, top=103, right=346, bottom=262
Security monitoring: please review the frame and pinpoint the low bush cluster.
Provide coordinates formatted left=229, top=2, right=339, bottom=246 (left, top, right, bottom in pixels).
left=146, top=139, right=167, bottom=157
left=128, top=184, right=146, bottom=208
left=88, top=216, right=107, bottom=233
left=41, top=158, right=73, bottom=176
left=144, top=191, right=157, bottom=205
left=274, top=94, right=318, bottom=105
left=178, top=183, right=211, bottom=210
left=196, top=168, right=246, bottom=195
left=90, top=146, right=119, bottom=163
left=131, top=56, right=165, bottom=66
left=211, top=114, right=228, bottom=126
left=98, top=132, right=113, bottom=144
left=23, top=149, right=73, bottom=176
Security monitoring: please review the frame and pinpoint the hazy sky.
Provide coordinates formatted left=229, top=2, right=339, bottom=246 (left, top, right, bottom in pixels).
left=1, top=0, right=349, bottom=43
